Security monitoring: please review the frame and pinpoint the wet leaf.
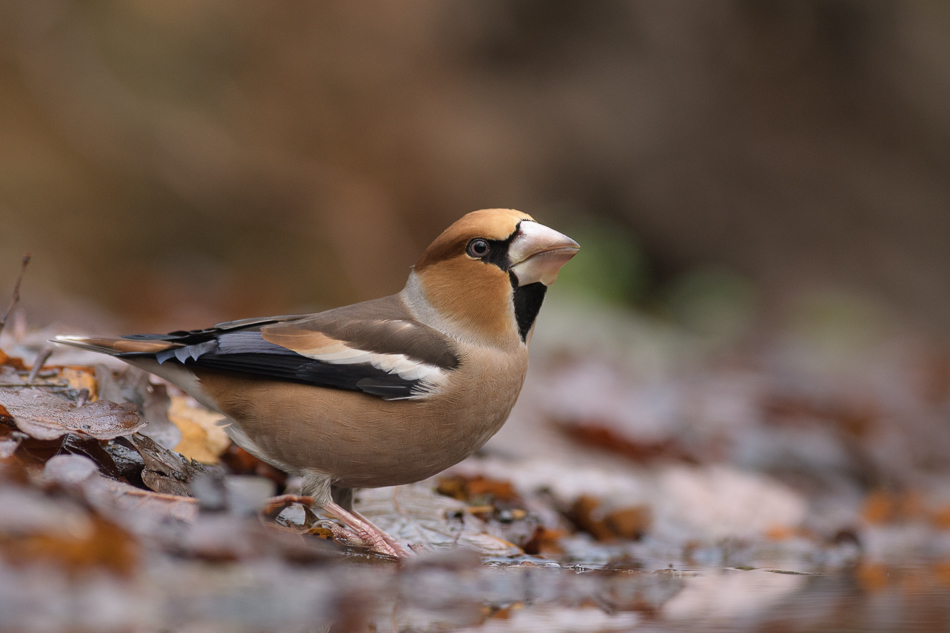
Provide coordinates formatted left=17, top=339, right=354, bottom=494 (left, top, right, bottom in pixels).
left=126, top=433, right=222, bottom=497
left=356, top=484, right=523, bottom=556
left=0, top=387, right=143, bottom=440
left=102, top=437, right=147, bottom=487
left=95, top=365, right=181, bottom=449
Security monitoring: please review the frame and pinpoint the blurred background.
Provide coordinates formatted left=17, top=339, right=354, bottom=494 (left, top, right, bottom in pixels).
left=3, top=4, right=950, bottom=629
left=1, top=0, right=949, bottom=337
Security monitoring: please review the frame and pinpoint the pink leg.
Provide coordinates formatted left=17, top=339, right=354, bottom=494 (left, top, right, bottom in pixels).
left=323, top=500, right=409, bottom=559
left=261, top=495, right=316, bottom=521
left=352, top=509, right=413, bottom=558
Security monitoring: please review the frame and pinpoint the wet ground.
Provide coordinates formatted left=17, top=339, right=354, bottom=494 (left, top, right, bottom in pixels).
left=2, top=294, right=950, bottom=631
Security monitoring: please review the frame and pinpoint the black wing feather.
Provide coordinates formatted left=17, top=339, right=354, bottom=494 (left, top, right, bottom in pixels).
left=118, top=327, right=419, bottom=399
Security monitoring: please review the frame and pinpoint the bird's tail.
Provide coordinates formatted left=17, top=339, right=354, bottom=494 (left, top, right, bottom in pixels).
left=52, top=335, right=179, bottom=356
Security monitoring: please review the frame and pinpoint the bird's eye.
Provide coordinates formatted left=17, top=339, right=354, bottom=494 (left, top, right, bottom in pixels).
left=466, top=239, right=490, bottom=258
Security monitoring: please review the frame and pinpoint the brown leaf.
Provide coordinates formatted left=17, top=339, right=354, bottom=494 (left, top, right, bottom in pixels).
left=0, top=350, right=28, bottom=370
left=0, top=387, right=144, bottom=440
left=0, top=423, right=26, bottom=459
left=862, top=490, right=926, bottom=525
left=761, top=394, right=878, bottom=437
left=0, top=510, right=138, bottom=576
left=568, top=495, right=651, bottom=541
left=436, top=474, right=518, bottom=503
left=219, top=444, right=287, bottom=490
left=522, top=525, right=568, bottom=555
left=605, top=506, right=652, bottom=540
left=932, top=505, right=950, bottom=530
left=558, top=421, right=698, bottom=464
left=57, top=367, right=98, bottom=400
left=127, top=433, right=221, bottom=497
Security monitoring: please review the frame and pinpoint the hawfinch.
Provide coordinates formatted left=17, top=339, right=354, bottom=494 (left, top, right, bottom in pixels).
left=56, top=209, right=578, bottom=557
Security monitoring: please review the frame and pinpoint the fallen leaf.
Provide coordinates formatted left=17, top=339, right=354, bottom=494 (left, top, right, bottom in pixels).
left=761, top=394, right=878, bottom=437
left=58, top=367, right=98, bottom=400
left=764, top=525, right=796, bottom=540
left=862, top=490, right=925, bottom=525
left=219, top=444, right=287, bottom=489
left=0, top=495, right=138, bottom=575
left=557, top=420, right=698, bottom=464
left=0, top=423, right=26, bottom=459
left=168, top=395, right=230, bottom=464
left=99, top=477, right=199, bottom=522
left=102, top=437, right=147, bottom=487
left=356, top=484, right=523, bottom=556
left=0, top=350, right=28, bottom=370
left=522, top=525, right=568, bottom=555
left=95, top=365, right=181, bottom=449
left=437, top=474, right=517, bottom=503
left=568, top=495, right=651, bottom=541
left=127, top=433, right=222, bottom=497
left=930, top=506, right=950, bottom=530
left=0, top=387, right=143, bottom=440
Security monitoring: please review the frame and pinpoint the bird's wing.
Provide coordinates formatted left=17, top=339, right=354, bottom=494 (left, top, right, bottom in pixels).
left=112, top=296, right=461, bottom=400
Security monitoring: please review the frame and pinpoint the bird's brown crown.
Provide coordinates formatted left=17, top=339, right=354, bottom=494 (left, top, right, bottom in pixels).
left=414, top=209, right=533, bottom=272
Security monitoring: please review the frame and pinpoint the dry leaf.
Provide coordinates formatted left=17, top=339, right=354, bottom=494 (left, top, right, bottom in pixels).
left=168, top=395, right=230, bottom=464
left=58, top=367, right=97, bottom=400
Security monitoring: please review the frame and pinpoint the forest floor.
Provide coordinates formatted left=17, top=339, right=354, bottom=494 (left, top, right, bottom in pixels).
left=2, top=293, right=950, bottom=632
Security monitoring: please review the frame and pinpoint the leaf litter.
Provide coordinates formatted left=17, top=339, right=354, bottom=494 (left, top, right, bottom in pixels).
left=1, top=288, right=950, bottom=630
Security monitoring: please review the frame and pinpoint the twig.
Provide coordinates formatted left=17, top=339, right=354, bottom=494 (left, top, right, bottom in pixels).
left=26, top=346, right=53, bottom=383
left=0, top=254, right=31, bottom=335
left=0, top=382, right=69, bottom=389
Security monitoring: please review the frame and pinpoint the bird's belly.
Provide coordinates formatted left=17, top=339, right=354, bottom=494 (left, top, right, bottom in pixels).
left=197, top=359, right=526, bottom=488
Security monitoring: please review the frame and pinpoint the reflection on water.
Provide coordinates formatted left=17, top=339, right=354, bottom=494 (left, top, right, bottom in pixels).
left=700, top=562, right=950, bottom=633
left=458, top=561, right=950, bottom=633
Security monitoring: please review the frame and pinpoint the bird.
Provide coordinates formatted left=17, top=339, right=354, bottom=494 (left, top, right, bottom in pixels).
left=55, top=209, right=578, bottom=557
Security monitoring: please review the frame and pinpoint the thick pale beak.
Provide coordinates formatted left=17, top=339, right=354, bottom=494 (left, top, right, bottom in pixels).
left=508, top=221, right=580, bottom=286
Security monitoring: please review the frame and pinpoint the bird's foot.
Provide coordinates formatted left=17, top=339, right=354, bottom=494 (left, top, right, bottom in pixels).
left=260, top=495, right=411, bottom=559
left=323, top=500, right=412, bottom=559
left=352, top=509, right=413, bottom=558
left=260, top=494, right=316, bottom=522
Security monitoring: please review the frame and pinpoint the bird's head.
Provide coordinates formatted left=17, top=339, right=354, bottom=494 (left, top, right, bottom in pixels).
left=407, top=209, right=579, bottom=346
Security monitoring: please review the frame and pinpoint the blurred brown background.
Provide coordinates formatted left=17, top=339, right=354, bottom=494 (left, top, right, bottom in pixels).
left=1, top=0, right=949, bottom=335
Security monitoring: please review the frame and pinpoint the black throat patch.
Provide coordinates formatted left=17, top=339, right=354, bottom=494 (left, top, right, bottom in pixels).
left=509, top=273, right=547, bottom=342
